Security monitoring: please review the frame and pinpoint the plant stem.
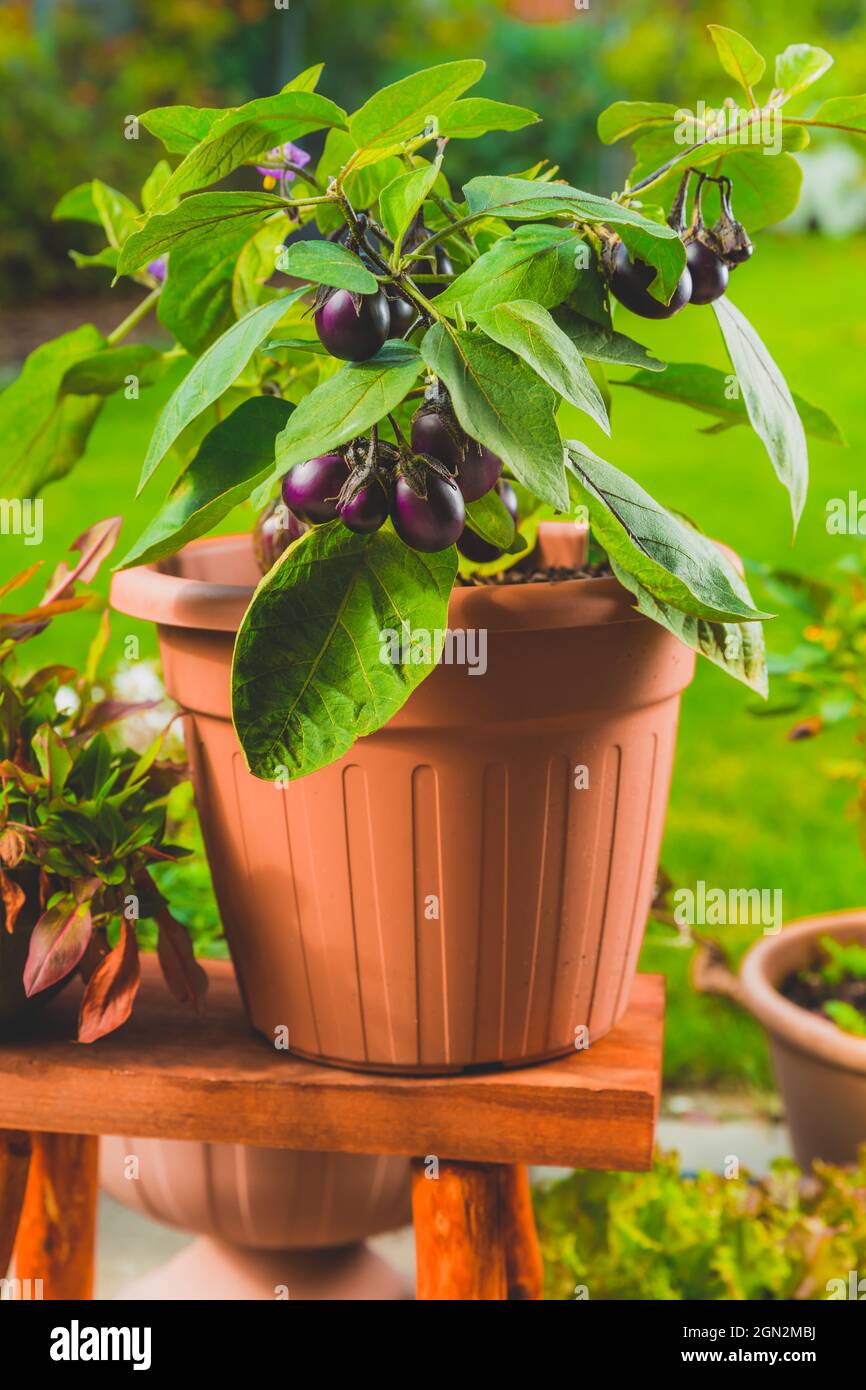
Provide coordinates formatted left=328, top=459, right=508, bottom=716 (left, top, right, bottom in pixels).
left=285, top=162, right=324, bottom=192
left=106, top=287, right=161, bottom=346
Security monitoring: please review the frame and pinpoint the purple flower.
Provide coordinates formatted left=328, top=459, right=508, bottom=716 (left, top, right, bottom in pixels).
left=256, top=143, right=311, bottom=196
left=147, top=256, right=167, bottom=284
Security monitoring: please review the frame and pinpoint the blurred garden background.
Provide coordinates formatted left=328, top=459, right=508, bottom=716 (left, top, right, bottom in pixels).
left=2, top=0, right=866, bottom=1104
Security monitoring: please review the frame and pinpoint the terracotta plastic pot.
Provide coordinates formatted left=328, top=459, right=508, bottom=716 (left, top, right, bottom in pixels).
left=100, top=1136, right=410, bottom=1249
left=741, top=913, right=866, bottom=1167
left=111, top=528, right=695, bottom=1073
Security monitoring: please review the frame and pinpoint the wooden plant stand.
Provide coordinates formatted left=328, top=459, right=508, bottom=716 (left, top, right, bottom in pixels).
left=0, top=960, right=663, bottom=1301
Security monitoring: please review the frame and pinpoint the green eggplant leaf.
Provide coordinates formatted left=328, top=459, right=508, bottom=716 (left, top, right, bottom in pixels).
left=438, top=98, right=541, bottom=139
left=707, top=25, right=766, bottom=96
left=473, top=299, right=609, bottom=433
left=774, top=44, right=833, bottom=102
left=119, top=397, right=294, bottom=570
left=276, top=239, right=378, bottom=293
left=422, top=323, right=568, bottom=511
left=137, top=291, right=303, bottom=494
left=0, top=325, right=106, bottom=496
left=117, top=192, right=288, bottom=277
left=269, top=342, right=424, bottom=487
left=610, top=557, right=768, bottom=696
left=231, top=522, right=457, bottom=781
left=464, top=490, right=517, bottom=550
left=149, top=92, right=348, bottom=210
left=553, top=306, right=666, bottom=372
left=435, top=224, right=585, bottom=315
left=713, top=296, right=809, bottom=530
left=60, top=345, right=167, bottom=396
left=349, top=60, right=485, bottom=163
left=157, top=223, right=255, bottom=355
left=564, top=440, right=772, bottom=623
left=618, top=363, right=845, bottom=446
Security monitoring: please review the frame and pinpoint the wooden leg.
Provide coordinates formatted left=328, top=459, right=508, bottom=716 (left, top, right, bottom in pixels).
left=412, top=1158, right=508, bottom=1300
left=0, top=1130, right=32, bottom=1278
left=501, top=1164, right=544, bottom=1300
left=14, top=1133, right=99, bottom=1300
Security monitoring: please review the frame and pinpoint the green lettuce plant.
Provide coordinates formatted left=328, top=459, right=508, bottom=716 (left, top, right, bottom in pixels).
left=5, top=27, right=862, bottom=783
left=536, top=1148, right=866, bottom=1300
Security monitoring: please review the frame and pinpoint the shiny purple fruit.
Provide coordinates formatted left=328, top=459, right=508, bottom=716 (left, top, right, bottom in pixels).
left=281, top=453, right=348, bottom=525
left=411, top=412, right=502, bottom=503
left=391, top=474, right=465, bottom=552
left=610, top=241, right=692, bottom=319
left=338, top=480, right=389, bottom=535
left=254, top=500, right=306, bottom=574
left=315, top=289, right=390, bottom=361
left=685, top=241, right=729, bottom=305
left=457, top=481, right=519, bottom=563
left=385, top=288, right=417, bottom=337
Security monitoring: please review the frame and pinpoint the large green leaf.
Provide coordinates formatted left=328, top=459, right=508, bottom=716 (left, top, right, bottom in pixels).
left=597, top=102, right=678, bottom=145
left=422, top=324, right=568, bottom=510
left=461, top=175, right=682, bottom=241
left=618, top=363, right=844, bottom=445
left=276, top=240, right=377, bottom=293
left=231, top=523, right=457, bottom=781
left=610, top=558, right=768, bottom=696
left=92, top=181, right=140, bottom=249
left=59, top=345, right=167, bottom=396
left=774, top=44, right=833, bottom=102
left=438, top=98, right=540, bottom=139
left=707, top=25, right=766, bottom=96
left=0, top=326, right=105, bottom=496
left=464, top=490, right=517, bottom=550
left=139, top=104, right=224, bottom=154
left=150, top=92, right=348, bottom=210
left=380, top=160, right=442, bottom=252
left=553, top=307, right=666, bottom=372
left=137, top=292, right=302, bottom=494
left=52, top=183, right=102, bottom=225
left=473, top=300, right=609, bottom=433
left=119, top=397, right=294, bottom=570
left=712, top=297, right=808, bottom=530
left=809, top=95, right=866, bottom=136
left=564, top=441, right=771, bottom=623
left=270, top=341, right=424, bottom=484
left=617, top=222, right=687, bottom=304
left=349, top=60, right=485, bottom=164
left=158, top=223, right=253, bottom=354
left=232, top=218, right=289, bottom=319
left=117, top=192, right=287, bottom=276
left=435, top=225, right=584, bottom=315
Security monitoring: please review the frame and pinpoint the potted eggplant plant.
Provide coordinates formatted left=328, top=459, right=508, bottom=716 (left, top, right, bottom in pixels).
left=9, top=28, right=857, bottom=1073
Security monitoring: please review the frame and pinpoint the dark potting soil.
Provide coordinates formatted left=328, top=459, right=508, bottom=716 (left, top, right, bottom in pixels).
left=780, top=968, right=866, bottom=1017
left=456, top=562, right=613, bottom=587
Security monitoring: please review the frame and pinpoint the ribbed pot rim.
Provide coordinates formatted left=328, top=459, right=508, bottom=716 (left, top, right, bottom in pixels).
left=740, top=912, right=866, bottom=1075
left=111, top=527, right=647, bottom=636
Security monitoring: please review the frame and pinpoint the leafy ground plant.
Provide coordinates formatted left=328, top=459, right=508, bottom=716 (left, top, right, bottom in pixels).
left=6, top=28, right=864, bottom=782
left=0, top=523, right=206, bottom=1040
left=536, top=1147, right=866, bottom=1300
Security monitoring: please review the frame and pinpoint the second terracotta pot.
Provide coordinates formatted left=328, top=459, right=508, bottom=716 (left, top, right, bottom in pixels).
left=740, top=913, right=866, bottom=1168
left=112, top=528, right=695, bottom=1073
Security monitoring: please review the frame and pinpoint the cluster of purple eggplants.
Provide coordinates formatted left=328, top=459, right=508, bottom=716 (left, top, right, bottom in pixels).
left=315, top=246, right=453, bottom=362
left=267, top=408, right=515, bottom=560
left=608, top=171, right=752, bottom=320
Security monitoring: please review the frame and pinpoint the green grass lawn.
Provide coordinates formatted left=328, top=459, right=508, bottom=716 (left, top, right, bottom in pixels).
left=4, top=233, right=865, bottom=1090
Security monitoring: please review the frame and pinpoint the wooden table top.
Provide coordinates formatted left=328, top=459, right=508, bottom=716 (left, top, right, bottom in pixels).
left=0, top=960, right=664, bottom=1170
